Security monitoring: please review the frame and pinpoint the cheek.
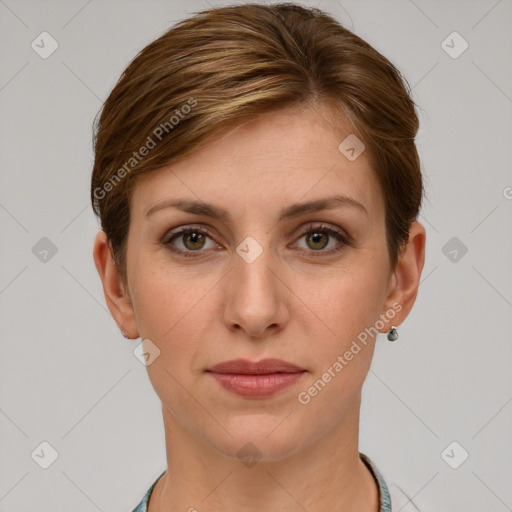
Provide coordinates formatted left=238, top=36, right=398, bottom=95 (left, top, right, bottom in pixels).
left=309, top=267, right=386, bottom=341
left=130, top=268, right=206, bottom=404
left=296, top=262, right=386, bottom=403
left=295, top=273, right=381, bottom=410
left=129, top=250, right=192, bottom=333
left=129, top=258, right=215, bottom=365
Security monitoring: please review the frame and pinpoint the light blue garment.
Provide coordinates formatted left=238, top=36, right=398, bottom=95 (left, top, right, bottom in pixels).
left=131, top=469, right=164, bottom=512
left=132, top=452, right=391, bottom=512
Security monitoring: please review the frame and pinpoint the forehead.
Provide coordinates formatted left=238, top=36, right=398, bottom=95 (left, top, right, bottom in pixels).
left=131, top=105, right=383, bottom=219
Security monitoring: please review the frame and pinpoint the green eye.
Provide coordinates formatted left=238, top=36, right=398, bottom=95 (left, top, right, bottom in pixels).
left=163, top=223, right=351, bottom=258
left=294, top=224, right=350, bottom=257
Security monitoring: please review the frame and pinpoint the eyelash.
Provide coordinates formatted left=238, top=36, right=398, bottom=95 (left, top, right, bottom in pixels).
left=162, top=223, right=352, bottom=259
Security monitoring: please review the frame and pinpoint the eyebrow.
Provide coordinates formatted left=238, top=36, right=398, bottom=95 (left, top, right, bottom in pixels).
left=145, top=194, right=368, bottom=222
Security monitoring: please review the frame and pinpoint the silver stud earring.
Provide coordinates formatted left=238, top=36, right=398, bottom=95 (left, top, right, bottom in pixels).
left=121, top=331, right=130, bottom=339
left=387, top=325, right=398, bottom=342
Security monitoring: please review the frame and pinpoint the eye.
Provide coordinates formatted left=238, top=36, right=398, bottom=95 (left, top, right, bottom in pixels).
left=162, top=223, right=351, bottom=258
left=293, top=223, right=351, bottom=257
left=163, top=226, right=219, bottom=257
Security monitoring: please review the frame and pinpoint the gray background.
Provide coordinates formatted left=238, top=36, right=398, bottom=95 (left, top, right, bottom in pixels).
left=1, top=0, right=511, bottom=510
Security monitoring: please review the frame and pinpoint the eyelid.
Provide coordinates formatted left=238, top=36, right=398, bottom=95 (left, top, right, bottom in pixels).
left=162, top=224, right=220, bottom=244
left=291, top=222, right=351, bottom=244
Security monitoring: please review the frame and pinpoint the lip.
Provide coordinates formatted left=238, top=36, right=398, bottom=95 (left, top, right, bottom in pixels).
left=208, top=358, right=305, bottom=374
left=206, top=358, right=306, bottom=398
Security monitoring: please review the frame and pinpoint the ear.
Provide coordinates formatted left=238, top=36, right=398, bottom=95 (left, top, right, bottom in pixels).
left=93, top=230, right=139, bottom=339
left=379, top=221, right=426, bottom=331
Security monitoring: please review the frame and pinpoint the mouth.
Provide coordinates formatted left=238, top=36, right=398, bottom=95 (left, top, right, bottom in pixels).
left=206, top=358, right=306, bottom=398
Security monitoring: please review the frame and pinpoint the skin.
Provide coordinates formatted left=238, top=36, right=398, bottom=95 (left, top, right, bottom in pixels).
left=94, top=103, right=426, bottom=512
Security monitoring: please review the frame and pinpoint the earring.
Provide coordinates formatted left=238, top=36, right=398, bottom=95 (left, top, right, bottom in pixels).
left=121, top=331, right=130, bottom=339
left=387, top=325, right=398, bottom=342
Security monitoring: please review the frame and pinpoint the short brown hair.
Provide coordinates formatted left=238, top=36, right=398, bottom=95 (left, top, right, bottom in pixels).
left=91, top=2, right=423, bottom=279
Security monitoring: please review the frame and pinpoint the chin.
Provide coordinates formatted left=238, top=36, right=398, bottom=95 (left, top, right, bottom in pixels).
left=205, top=415, right=308, bottom=463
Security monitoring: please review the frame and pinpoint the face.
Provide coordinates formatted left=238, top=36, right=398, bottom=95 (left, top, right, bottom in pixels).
left=116, top=105, right=405, bottom=460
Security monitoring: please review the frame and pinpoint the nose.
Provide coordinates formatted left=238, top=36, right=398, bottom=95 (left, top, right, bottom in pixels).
left=222, top=243, right=289, bottom=339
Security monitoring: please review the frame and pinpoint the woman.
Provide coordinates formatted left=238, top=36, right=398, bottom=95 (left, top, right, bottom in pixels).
left=91, top=3, right=426, bottom=511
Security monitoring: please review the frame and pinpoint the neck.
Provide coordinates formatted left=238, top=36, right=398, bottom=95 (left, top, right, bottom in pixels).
left=149, top=395, right=379, bottom=512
